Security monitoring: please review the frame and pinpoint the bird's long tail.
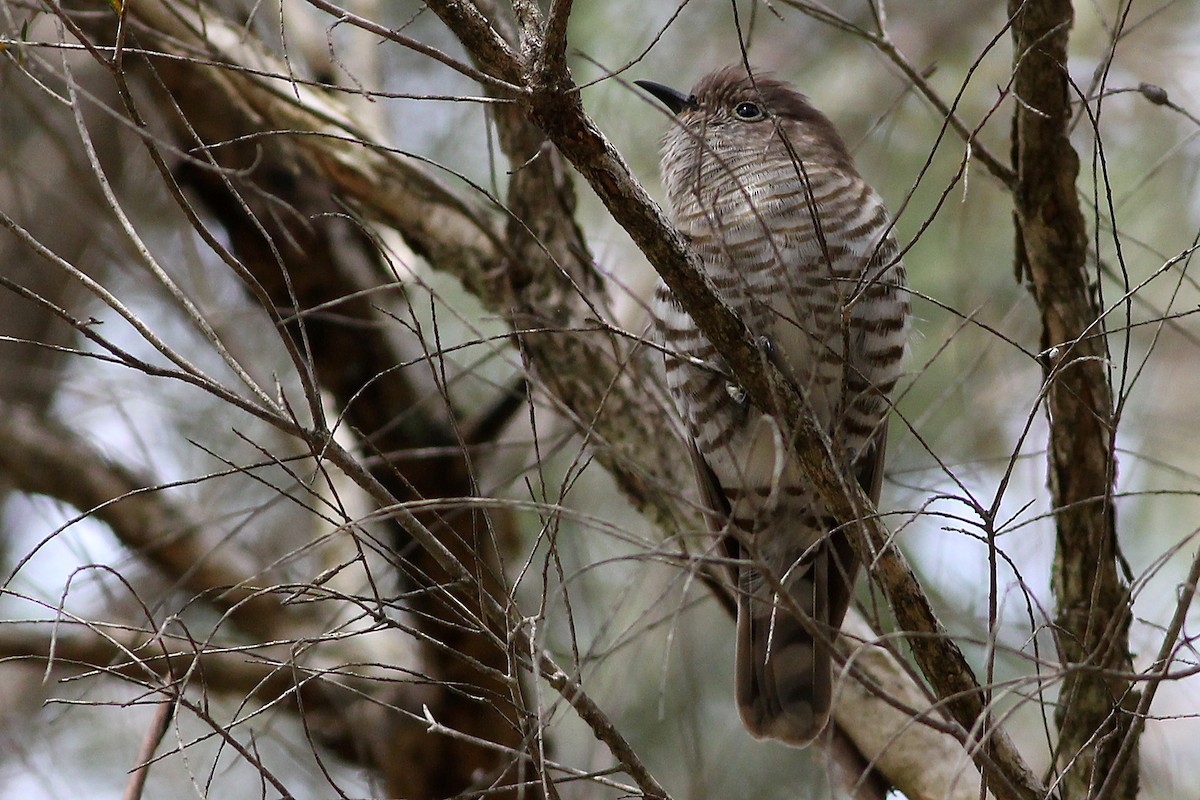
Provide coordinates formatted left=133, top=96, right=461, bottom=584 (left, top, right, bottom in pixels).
left=734, top=531, right=857, bottom=746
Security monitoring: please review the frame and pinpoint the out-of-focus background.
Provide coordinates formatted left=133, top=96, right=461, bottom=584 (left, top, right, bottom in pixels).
left=1, top=1, right=1197, bottom=798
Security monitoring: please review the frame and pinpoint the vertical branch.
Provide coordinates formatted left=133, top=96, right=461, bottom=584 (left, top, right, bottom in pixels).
left=1008, top=2, right=1136, bottom=798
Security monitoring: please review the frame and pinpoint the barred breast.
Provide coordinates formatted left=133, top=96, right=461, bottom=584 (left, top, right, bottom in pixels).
left=654, top=147, right=906, bottom=472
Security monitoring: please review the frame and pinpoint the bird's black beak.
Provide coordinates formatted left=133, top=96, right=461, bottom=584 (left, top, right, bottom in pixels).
left=635, top=80, right=698, bottom=114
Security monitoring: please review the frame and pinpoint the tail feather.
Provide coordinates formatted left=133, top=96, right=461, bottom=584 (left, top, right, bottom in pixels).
left=735, top=552, right=833, bottom=745
left=689, top=431, right=881, bottom=746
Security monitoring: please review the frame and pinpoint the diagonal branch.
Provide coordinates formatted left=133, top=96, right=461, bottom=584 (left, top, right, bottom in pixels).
left=0, top=400, right=290, bottom=640
left=776, top=0, right=1016, bottom=188
left=836, top=612, right=989, bottom=800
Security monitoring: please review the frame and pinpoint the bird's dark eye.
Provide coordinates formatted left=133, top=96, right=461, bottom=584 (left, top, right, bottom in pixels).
left=734, top=101, right=764, bottom=121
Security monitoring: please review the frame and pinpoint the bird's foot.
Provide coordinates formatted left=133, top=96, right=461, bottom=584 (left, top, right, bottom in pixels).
left=726, top=381, right=749, bottom=408
left=723, top=337, right=777, bottom=409
left=756, top=335, right=776, bottom=363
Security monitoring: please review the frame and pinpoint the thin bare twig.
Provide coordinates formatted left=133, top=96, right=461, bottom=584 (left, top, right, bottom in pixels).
left=775, top=0, right=1016, bottom=187
left=122, top=699, right=175, bottom=800
left=299, top=0, right=522, bottom=91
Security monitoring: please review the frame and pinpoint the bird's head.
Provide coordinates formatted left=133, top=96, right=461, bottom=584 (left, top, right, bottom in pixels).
left=635, top=66, right=855, bottom=175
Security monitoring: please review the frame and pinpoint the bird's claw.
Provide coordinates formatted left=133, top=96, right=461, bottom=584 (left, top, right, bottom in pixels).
left=757, top=335, right=775, bottom=361
left=726, top=381, right=749, bottom=408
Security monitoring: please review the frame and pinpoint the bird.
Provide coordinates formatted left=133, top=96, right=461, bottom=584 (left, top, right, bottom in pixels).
left=636, top=66, right=909, bottom=746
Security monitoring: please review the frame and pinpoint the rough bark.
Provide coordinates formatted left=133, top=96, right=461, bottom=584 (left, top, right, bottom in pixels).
left=1008, top=1, right=1136, bottom=797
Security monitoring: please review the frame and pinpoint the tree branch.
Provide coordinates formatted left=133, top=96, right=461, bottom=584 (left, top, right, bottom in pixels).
left=836, top=612, right=990, bottom=800
left=1008, top=1, right=1135, bottom=797
left=0, top=622, right=407, bottom=755
left=0, top=400, right=289, bottom=640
